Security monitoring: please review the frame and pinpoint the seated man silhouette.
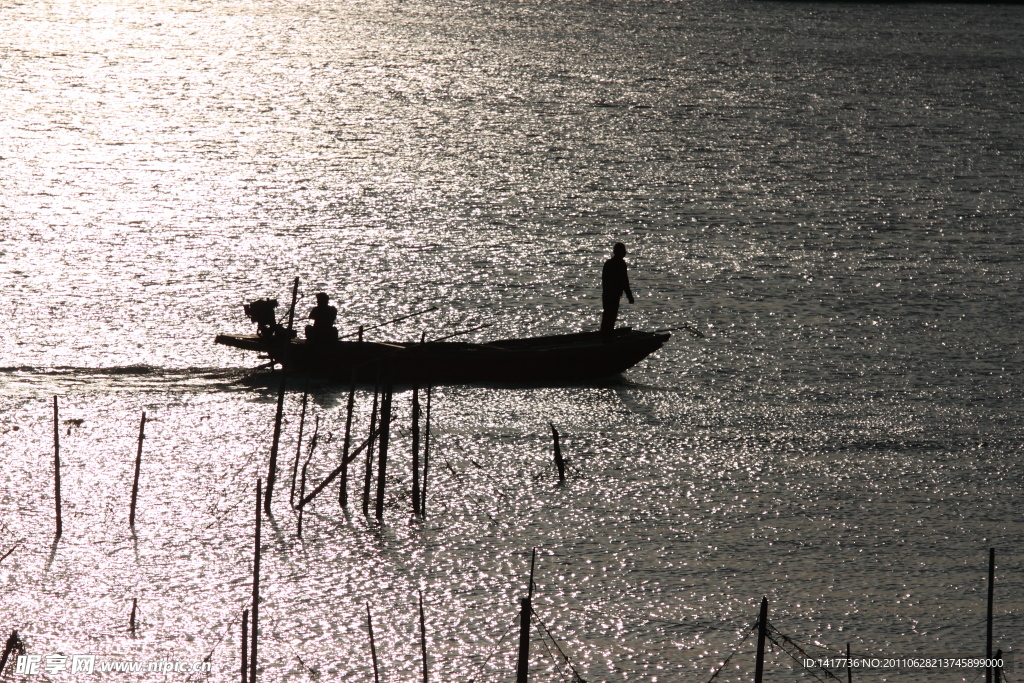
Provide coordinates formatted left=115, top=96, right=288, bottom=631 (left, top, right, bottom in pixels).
left=601, top=242, right=634, bottom=335
left=305, top=292, right=339, bottom=343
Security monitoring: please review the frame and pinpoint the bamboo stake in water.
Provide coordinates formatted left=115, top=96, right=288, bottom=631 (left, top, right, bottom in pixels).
left=362, top=379, right=380, bottom=516
left=421, top=386, right=431, bottom=517
left=846, top=643, right=852, bottom=683
left=418, top=591, right=428, bottom=683
left=53, top=396, right=62, bottom=539
left=339, top=374, right=355, bottom=508
left=290, top=388, right=309, bottom=509
left=0, top=630, right=22, bottom=678
left=754, top=596, right=768, bottom=683
left=250, top=480, right=263, bottom=683
left=986, top=548, right=995, bottom=683
left=515, top=548, right=537, bottom=683
left=297, top=416, right=318, bottom=538
left=550, top=423, right=565, bottom=486
left=411, top=386, right=421, bottom=516
left=374, top=386, right=393, bottom=522
left=129, top=411, right=146, bottom=529
left=265, top=277, right=300, bottom=516
left=366, top=603, right=380, bottom=683
left=129, top=598, right=138, bottom=635
left=241, top=609, right=249, bottom=683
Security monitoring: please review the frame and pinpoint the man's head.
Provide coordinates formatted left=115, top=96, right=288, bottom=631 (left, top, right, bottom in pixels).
left=316, top=292, right=329, bottom=304
left=613, top=242, right=627, bottom=257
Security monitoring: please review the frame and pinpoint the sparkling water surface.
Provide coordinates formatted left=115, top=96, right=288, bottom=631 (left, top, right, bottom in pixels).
left=1, top=0, right=1022, bottom=680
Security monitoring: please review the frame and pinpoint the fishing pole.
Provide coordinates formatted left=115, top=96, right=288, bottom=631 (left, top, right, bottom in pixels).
left=339, top=307, right=439, bottom=340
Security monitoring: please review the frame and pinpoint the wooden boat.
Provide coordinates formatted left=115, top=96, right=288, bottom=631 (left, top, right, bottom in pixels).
left=214, top=327, right=671, bottom=384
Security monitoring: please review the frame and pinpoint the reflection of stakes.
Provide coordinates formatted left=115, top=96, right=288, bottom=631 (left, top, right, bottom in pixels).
left=129, top=411, right=146, bottom=530
left=53, top=396, right=62, bottom=539
left=129, top=598, right=138, bottom=635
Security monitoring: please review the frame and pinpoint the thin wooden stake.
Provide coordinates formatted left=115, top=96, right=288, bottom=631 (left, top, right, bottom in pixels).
left=411, top=386, right=421, bottom=516
left=339, top=374, right=355, bottom=508
left=986, top=548, right=995, bottom=683
left=241, top=609, right=249, bottom=683
left=53, top=396, right=62, bottom=539
left=129, top=598, right=138, bottom=635
left=846, top=642, right=852, bottom=683
left=297, top=417, right=318, bottom=538
left=995, top=649, right=1002, bottom=683
left=366, top=602, right=380, bottom=683
left=129, top=411, right=146, bottom=529
left=418, top=590, right=428, bottom=683
left=550, top=423, right=565, bottom=485
left=250, top=480, right=263, bottom=683
left=265, top=277, right=300, bottom=516
left=754, top=596, right=768, bottom=683
left=290, top=388, right=309, bottom=509
left=516, top=548, right=537, bottom=683
left=0, top=630, right=22, bottom=677
left=362, top=379, right=380, bottom=516
left=422, top=386, right=431, bottom=517
left=374, top=386, right=393, bottom=522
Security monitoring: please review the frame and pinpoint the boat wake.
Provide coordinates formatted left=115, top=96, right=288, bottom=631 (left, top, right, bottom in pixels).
left=0, top=364, right=257, bottom=394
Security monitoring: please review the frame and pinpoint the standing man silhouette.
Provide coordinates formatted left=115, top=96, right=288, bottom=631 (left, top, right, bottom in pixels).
left=601, top=242, right=634, bottom=334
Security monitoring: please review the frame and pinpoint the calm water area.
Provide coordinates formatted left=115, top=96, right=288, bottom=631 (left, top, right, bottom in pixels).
left=1, top=0, right=1022, bottom=680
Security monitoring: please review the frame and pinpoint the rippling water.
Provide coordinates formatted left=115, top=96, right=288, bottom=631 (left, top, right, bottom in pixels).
left=2, top=0, right=1022, bottom=680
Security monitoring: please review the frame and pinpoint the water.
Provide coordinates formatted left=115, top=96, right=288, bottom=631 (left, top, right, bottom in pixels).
left=1, top=0, right=1022, bottom=680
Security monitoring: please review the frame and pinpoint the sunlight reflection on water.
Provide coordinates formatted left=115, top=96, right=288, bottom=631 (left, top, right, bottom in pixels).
left=2, top=0, right=1023, bottom=680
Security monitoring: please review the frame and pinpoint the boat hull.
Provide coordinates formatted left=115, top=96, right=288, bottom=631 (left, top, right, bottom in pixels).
left=214, top=328, right=670, bottom=384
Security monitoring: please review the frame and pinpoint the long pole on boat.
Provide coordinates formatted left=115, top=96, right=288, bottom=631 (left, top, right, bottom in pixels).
left=265, top=277, right=300, bottom=516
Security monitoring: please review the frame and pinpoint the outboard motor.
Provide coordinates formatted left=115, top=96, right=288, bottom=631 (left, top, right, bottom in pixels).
left=244, top=299, right=279, bottom=338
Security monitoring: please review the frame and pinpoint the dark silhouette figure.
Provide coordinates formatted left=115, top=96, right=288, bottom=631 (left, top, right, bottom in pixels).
left=601, top=242, right=634, bottom=334
left=305, top=292, right=338, bottom=343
